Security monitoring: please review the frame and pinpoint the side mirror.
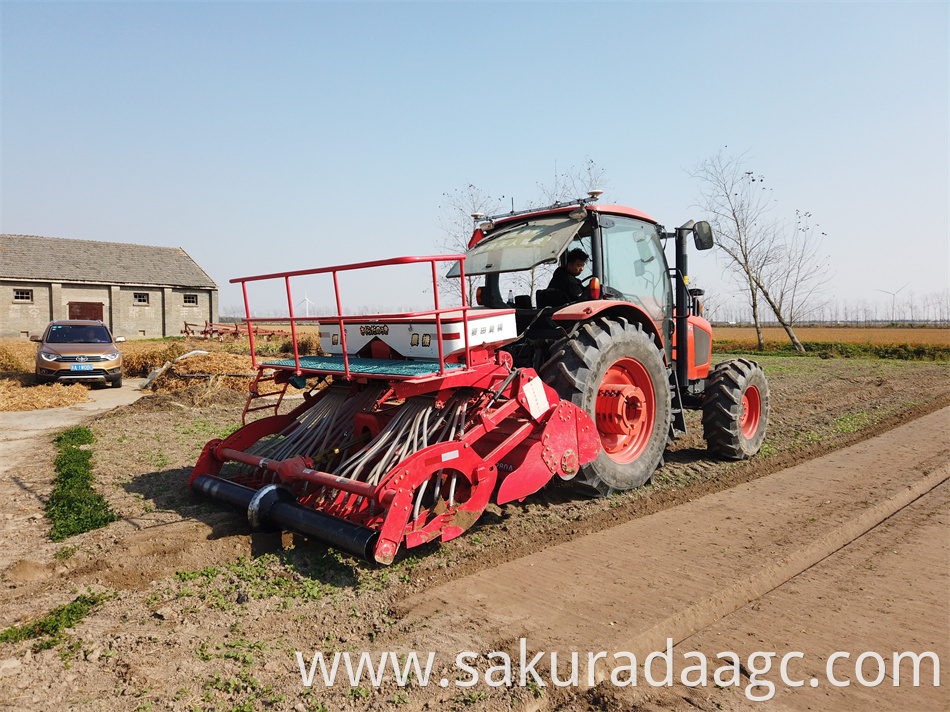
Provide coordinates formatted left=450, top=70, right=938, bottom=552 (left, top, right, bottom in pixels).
left=693, top=221, right=714, bottom=250
left=29, top=334, right=41, bottom=342
left=115, top=337, right=126, bottom=343
left=693, top=220, right=713, bottom=250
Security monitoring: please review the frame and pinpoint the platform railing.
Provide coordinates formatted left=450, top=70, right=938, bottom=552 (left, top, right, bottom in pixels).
left=231, top=255, right=471, bottom=380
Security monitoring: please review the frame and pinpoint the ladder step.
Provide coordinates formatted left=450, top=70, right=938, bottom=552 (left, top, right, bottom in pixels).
left=241, top=371, right=290, bottom=424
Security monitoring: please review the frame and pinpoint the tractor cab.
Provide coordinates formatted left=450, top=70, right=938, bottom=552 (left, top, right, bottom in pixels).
left=449, top=198, right=683, bottom=367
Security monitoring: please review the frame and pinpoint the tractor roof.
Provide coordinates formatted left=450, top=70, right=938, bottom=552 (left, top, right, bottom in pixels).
left=468, top=203, right=657, bottom=249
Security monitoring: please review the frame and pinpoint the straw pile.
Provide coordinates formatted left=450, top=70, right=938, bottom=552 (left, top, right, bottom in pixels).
left=0, top=341, right=90, bottom=411
left=122, top=341, right=190, bottom=377
left=151, top=352, right=256, bottom=393
left=283, top=333, right=322, bottom=356
left=0, top=375, right=90, bottom=412
left=0, top=342, right=33, bottom=373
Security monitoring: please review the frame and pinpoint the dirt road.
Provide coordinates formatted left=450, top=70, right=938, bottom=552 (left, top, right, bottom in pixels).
left=0, top=380, right=146, bottom=574
left=0, top=379, right=147, bottom=455
left=676, top=479, right=948, bottom=712
left=0, top=362, right=947, bottom=712
left=392, top=407, right=948, bottom=710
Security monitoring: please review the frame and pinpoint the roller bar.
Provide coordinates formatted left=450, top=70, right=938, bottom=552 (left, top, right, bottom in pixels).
left=191, top=475, right=380, bottom=561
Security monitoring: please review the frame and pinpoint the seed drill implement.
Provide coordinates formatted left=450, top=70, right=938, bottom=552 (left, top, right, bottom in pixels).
left=190, top=196, right=770, bottom=564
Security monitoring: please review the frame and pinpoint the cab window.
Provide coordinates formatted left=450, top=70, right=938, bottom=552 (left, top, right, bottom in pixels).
left=601, top=216, right=671, bottom=323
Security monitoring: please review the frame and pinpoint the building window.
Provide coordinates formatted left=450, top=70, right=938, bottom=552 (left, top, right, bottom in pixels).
left=184, top=294, right=199, bottom=306
left=13, top=289, right=33, bottom=303
left=133, top=292, right=149, bottom=305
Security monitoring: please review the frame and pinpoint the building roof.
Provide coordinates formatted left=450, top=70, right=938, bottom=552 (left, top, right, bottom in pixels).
left=0, top=234, right=217, bottom=289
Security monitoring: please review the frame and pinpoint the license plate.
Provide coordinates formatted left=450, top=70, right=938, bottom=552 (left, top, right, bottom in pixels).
left=70, top=364, right=94, bottom=371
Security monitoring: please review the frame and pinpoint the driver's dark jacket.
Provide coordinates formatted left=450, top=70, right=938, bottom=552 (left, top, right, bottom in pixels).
left=547, top=266, right=585, bottom=303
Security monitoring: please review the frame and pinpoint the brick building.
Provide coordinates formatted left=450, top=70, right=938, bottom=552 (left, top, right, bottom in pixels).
left=0, top=234, right=218, bottom=339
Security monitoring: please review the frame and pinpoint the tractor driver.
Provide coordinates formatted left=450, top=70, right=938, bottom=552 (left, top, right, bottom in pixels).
left=546, top=248, right=589, bottom=304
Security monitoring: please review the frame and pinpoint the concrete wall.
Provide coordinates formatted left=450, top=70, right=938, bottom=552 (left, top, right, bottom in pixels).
left=0, top=280, right=218, bottom=339
left=2, top=281, right=52, bottom=338
left=61, top=284, right=111, bottom=320
left=110, top=286, right=165, bottom=338
left=166, top=288, right=216, bottom=337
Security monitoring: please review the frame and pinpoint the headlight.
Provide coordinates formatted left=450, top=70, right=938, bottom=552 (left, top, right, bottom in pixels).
left=104, top=351, right=121, bottom=361
left=40, top=352, right=60, bottom=362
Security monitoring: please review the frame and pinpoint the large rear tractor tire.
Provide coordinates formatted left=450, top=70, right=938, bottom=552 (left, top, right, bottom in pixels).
left=540, top=317, right=671, bottom=497
left=702, top=358, right=770, bottom=459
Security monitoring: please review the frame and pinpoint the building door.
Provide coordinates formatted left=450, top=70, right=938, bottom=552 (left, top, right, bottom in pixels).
left=68, top=302, right=104, bottom=321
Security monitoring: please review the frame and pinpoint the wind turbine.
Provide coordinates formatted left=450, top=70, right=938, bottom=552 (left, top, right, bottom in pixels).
left=875, top=281, right=910, bottom=322
left=295, top=293, right=316, bottom=318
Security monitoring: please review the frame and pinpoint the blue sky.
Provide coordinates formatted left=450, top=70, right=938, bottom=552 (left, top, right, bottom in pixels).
left=2, top=1, right=947, bottom=318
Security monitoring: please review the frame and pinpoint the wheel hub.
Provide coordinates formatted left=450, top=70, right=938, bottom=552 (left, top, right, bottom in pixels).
left=739, top=385, right=761, bottom=439
left=593, top=357, right=657, bottom=464
left=596, top=385, right=646, bottom=436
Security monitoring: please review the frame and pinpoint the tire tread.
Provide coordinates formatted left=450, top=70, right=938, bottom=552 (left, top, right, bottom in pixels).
left=702, top=359, right=769, bottom=459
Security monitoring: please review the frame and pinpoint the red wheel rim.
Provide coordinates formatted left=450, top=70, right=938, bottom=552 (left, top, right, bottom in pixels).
left=739, top=385, right=761, bottom=439
left=594, top=358, right=656, bottom=463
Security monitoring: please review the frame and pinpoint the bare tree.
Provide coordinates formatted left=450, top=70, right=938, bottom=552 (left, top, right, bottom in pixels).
left=693, top=150, right=831, bottom=353
left=517, top=158, right=611, bottom=299
left=903, top=292, right=914, bottom=323
left=436, top=184, right=506, bottom=306
left=535, top=157, right=610, bottom=205
left=438, top=160, right=610, bottom=305
left=753, top=210, right=831, bottom=350
left=692, top=150, right=777, bottom=350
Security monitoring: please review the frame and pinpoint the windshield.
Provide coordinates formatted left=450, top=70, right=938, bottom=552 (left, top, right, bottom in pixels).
left=46, top=325, right=113, bottom=344
left=447, top=215, right=585, bottom=277
left=601, top=216, right=671, bottom=323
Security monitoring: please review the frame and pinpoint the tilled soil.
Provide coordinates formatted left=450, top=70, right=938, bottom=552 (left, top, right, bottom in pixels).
left=0, top=355, right=947, bottom=712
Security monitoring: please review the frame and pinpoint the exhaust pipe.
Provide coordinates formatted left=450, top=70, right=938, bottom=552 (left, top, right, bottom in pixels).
left=191, top=475, right=379, bottom=561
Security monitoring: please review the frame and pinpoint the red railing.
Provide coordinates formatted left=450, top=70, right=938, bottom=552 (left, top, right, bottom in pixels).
left=231, top=255, right=471, bottom=380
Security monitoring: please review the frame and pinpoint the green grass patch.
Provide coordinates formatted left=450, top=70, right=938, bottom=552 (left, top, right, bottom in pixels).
left=54, top=546, right=78, bottom=561
left=0, top=593, right=107, bottom=647
left=167, top=553, right=346, bottom=611
left=46, top=426, right=118, bottom=541
left=833, top=411, right=873, bottom=433
left=54, top=425, right=96, bottom=448
left=713, top=340, right=950, bottom=361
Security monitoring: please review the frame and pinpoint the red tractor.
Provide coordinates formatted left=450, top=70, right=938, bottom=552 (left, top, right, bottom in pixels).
left=190, top=195, right=769, bottom=564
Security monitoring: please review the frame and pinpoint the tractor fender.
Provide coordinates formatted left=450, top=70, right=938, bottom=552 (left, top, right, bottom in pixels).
left=552, top=301, right=665, bottom=352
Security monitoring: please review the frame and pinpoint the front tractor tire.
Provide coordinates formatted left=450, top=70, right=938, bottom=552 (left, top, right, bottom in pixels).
left=702, top=358, right=770, bottom=459
left=541, top=317, right=671, bottom=497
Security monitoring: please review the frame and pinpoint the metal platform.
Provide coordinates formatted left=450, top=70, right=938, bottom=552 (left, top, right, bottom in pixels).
left=263, top=355, right=466, bottom=379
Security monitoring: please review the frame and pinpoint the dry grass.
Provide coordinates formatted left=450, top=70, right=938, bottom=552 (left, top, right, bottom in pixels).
left=147, top=379, right=251, bottom=408
left=254, top=322, right=321, bottom=336
left=0, top=375, right=90, bottom=412
left=0, top=335, right=320, bottom=412
left=714, top=326, right=949, bottom=347
left=0, top=342, right=35, bottom=372
left=121, top=341, right=190, bottom=377
left=0, top=342, right=91, bottom=411
left=149, top=350, right=313, bottom=403
left=152, top=352, right=256, bottom=393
